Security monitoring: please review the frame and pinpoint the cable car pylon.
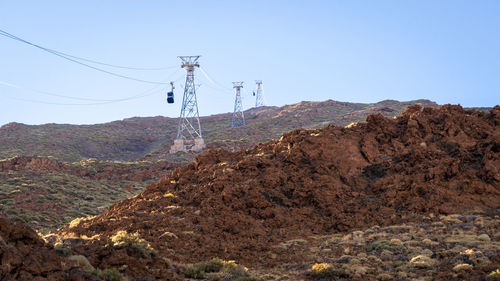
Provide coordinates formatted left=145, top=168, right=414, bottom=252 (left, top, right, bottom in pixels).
left=231, top=82, right=245, bottom=127
left=169, top=56, right=206, bottom=153
left=254, top=80, right=264, bottom=107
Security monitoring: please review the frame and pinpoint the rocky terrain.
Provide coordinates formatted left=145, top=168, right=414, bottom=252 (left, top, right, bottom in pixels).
left=0, top=99, right=438, bottom=233
left=0, top=218, right=95, bottom=280
left=42, top=104, right=497, bottom=280
left=1, top=103, right=498, bottom=280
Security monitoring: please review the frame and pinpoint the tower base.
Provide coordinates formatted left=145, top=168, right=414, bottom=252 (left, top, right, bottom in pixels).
left=169, top=138, right=206, bottom=153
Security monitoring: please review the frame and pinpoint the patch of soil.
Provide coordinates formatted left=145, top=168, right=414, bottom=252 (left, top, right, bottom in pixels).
left=62, top=105, right=499, bottom=279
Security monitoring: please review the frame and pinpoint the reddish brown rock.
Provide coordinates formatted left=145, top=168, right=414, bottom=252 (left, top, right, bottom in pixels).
left=0, top=218, right=93, bottom=280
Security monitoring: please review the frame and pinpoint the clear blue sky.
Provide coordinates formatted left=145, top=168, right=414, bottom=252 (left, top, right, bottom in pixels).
left=1, top=0, right=499, bottom=126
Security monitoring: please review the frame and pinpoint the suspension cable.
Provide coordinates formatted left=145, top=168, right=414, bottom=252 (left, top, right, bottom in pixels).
left=0, top=29, right=172, bottom=84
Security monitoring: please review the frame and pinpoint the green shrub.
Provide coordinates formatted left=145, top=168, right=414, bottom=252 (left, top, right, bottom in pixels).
left=310, top=263, right=349, bottom=279
left=183, top=265, right=207, bottom=279
left=111, top=230, right=156, bottom=258
left=220, top=260, right=249, bottom=278
left=368, top=240, right=406, bottom=253
left=68, top=216, right=94, bottom=228
left=54, top=241, right=71, bottom=256
left=487, top=269, right=500, bottom=280
left=197, top=257, right=225, bottom=273
left=183, top=258, right=249, bottom=279
left=377, top=273, right=393, bottom=281
left=183, top=258, right=225, bottom=279
left=91, top=268, right=124, bottom=281
left=68, top=255, right=94, bottom=272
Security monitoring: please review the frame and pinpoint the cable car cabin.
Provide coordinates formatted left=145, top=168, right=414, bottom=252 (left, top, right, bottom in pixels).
left=167, top=81, right=175, bottom=103
left=167, top=92, right=174, bottom=103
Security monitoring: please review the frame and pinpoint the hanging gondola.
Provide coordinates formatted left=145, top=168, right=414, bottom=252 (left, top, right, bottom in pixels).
left=167, top=92, right=174, bottom=103
left=167, top=81, right=175, bottom=103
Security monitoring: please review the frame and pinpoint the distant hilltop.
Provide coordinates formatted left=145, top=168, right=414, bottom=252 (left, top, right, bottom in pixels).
left=0, top=99, right=442, bottom=162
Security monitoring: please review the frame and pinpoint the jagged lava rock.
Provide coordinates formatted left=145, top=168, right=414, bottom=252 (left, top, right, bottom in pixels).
left=0, top=218, right=93, bottom=280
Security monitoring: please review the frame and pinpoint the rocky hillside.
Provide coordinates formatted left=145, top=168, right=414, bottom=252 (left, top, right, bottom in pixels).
left=55, top=104, right=499, bottom=280
left=0, top=156, right=177, bottom=233
left=0, top=218, right=96, bottom=280
left=0, top=99, right=438, bottom=162
left=0, top=99, right=438, bottom=234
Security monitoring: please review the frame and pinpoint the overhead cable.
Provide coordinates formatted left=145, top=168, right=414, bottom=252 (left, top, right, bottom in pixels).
left=0, top=29, right=177, bottom=70
left=0, top=80, right=165, bottom=105
left=199, top=67, right=233, bottom=91
left=0, top=29, right=171, bottom=84
left=3, top=88, right=163, bottom=106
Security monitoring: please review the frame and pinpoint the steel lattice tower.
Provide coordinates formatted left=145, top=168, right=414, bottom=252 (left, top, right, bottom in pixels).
left=169, top=56, right=206, bottom=153
left=231, top=82, right=245, bottom=127
left=254, top=80, right=264, bottom=107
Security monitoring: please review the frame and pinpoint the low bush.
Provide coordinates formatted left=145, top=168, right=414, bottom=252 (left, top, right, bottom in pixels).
left=310, top=263, right=349, bottom=279
left=111, top=230, right=156, bottom=258
left=91, top=268, right=124, bottom=281
left=487, top=269, right=500, bottom=280
left=368, top=240, right=406, bottom=254
left=183, top=258, right=249, bottom=279
left=69, top=255, right=94, bottom=271
left=53, top=241, right=71, bottom=256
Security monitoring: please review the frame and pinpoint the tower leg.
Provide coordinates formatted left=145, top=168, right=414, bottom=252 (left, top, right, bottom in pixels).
left=169, top=138, right=206, bottom=153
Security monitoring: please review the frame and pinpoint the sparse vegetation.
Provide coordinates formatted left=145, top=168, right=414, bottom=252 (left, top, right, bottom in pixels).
left=0, top=157, right=168, bottom=233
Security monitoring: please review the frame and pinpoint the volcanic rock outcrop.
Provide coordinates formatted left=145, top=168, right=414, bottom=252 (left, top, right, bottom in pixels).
left=0, top=218, right=92, bottom=280
left=62, top=105, right=499, bottom=277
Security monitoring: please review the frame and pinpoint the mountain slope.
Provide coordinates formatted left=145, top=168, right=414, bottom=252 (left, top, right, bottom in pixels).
left=0, top=99, right=438, bottom=233
left=60, top=104, right=499, bottom=280
left=0, top=99, right=438, bottom=162
left=0, top=157, right=177, bottom=232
